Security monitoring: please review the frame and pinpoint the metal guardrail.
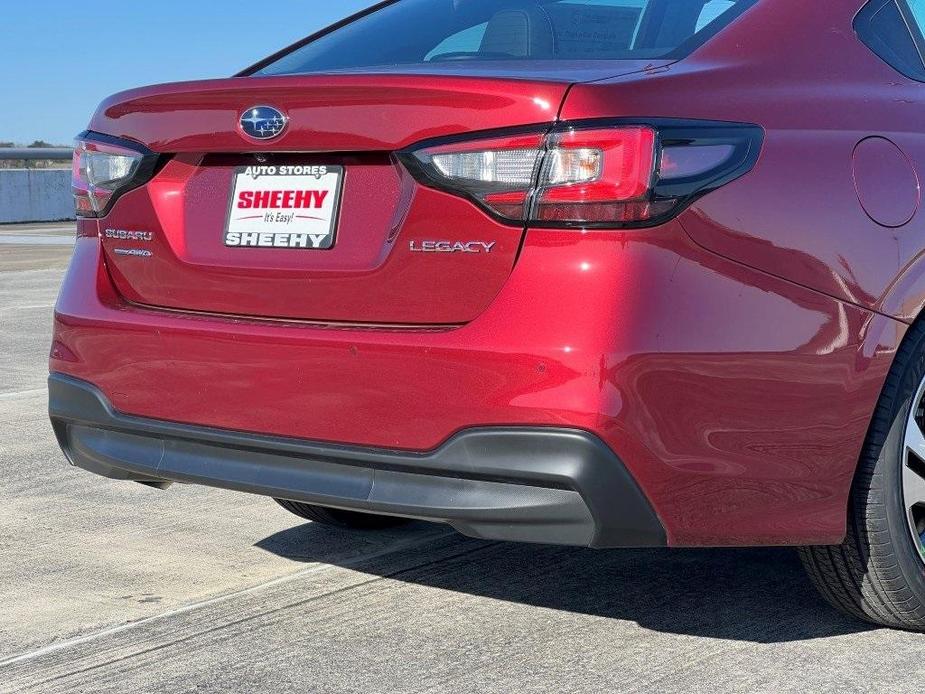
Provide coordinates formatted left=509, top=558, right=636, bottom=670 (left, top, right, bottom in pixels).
left=0, top=148, right=73, bottom=161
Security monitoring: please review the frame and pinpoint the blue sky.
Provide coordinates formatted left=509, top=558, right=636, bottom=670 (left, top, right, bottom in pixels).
left=1, top=1, right=375, bottom=145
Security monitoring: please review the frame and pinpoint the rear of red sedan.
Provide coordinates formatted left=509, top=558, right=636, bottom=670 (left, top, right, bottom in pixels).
left=49, top=0, right=925, bottom=629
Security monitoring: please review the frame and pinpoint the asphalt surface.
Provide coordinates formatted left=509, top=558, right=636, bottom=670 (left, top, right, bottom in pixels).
left=1, top=222, right=924, bottom=693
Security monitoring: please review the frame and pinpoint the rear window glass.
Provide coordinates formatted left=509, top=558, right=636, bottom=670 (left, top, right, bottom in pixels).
left=855, top=0, right=925, bottom=81
left=252, top=0, right=756, bottom=76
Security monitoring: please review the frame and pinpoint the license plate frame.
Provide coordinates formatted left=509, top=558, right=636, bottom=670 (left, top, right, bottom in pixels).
left=224, top=165, right=344, bottom=250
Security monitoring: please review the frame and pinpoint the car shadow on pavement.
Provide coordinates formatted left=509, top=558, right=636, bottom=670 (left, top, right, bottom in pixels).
left=257, top=521, right=875, bottom=644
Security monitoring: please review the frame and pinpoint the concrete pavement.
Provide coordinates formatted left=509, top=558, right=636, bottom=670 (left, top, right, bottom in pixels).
left=1, top=223, right=924, bottom=693
left=0, top=223, right=74, bottom=273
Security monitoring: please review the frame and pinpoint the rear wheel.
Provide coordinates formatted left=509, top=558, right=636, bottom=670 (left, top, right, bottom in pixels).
left=799, top=320, right=925, bottom=630
left=274, top=499, right=410, bottom=530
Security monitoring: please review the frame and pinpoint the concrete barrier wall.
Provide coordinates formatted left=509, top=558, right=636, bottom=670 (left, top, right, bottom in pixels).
left=0, top=169, right=74, bottom=223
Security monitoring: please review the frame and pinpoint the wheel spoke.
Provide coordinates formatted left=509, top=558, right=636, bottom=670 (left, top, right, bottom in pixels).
left=902, top=384, right=925, bottom=561
left=905, top=417, right=925, bottom=514
left=903, top=458, right=925, bottom=511
left=905, top=418, right=925, bottom=462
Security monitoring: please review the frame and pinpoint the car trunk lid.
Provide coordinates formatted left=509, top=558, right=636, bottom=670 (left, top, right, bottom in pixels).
left=89, top=67, right=663, bottom=324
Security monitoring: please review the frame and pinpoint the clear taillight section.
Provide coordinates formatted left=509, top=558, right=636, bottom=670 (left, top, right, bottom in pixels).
left=402, top=121, right=763, bottom=228
left=412, top=133, right=545, bottom=221
left=72, top=135, right=155, bottom=218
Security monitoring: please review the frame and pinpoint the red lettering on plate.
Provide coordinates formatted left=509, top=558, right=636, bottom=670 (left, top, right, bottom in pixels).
left=312, top=190, right=329, bottom=208
left=293, top=190, right=311, bottom=208
left=238, top=190, right=330, bottom=210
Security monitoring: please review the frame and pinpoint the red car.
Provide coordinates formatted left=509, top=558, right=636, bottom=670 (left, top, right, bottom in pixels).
left=49, top=0, right=925, bottom=630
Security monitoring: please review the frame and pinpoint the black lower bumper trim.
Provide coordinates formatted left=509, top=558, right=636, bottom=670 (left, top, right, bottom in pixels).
left=48, top=374, right=666, bottom=548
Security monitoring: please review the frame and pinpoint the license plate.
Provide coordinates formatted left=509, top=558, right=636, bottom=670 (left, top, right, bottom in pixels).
left=224, top=165, right=343, bottom=249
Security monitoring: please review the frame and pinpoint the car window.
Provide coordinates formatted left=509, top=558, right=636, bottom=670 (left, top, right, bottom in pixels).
left=903, top=0, right=925, bottom=49
left=908, top=0, right=925, bottom=31
left=423, top=1, right=655, bottom=62
left=856, top=0, right=925, bottom=81
left=698, top=1, right=736, bottom=31
left=251, top=0, right=757, bottom=76
left=426, top=23, right=490, bottom=60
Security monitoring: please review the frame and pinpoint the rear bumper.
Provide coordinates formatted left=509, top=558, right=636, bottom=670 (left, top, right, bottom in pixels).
left=51, top=225, right=899, bottom=546
left=49, top=373, right=666, bottom=548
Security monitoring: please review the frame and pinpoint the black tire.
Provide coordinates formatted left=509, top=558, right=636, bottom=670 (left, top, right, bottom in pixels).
left=274, top=499, right=410, bottom=530
left=799, top=319, right=925, bottom=630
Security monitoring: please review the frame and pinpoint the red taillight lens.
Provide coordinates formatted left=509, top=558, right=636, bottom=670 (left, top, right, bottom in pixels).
left=534, top=127, right=656, bottom=224
left=72, top=135, right=158, bottom=218
left=401, top=120, right=763, bottom=228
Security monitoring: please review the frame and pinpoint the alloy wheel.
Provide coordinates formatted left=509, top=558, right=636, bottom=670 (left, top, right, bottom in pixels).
left=902, top=377, right=925, bottom=562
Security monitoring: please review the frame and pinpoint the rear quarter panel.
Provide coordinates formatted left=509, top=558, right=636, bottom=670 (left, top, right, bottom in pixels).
left=563, top=0, right=925, bottom=321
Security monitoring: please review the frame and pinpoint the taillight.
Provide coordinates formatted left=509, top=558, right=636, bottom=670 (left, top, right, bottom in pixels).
left=533, top=127, right=657, bottom=224
left=72, top=133, right=160, bottom=218
left=400, top=120, right=763, bottom=228
left=412, top=133, right=545, bottom=221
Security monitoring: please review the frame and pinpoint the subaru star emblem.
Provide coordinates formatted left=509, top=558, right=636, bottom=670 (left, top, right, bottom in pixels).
left=239, top=106, right=288, bottom=140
